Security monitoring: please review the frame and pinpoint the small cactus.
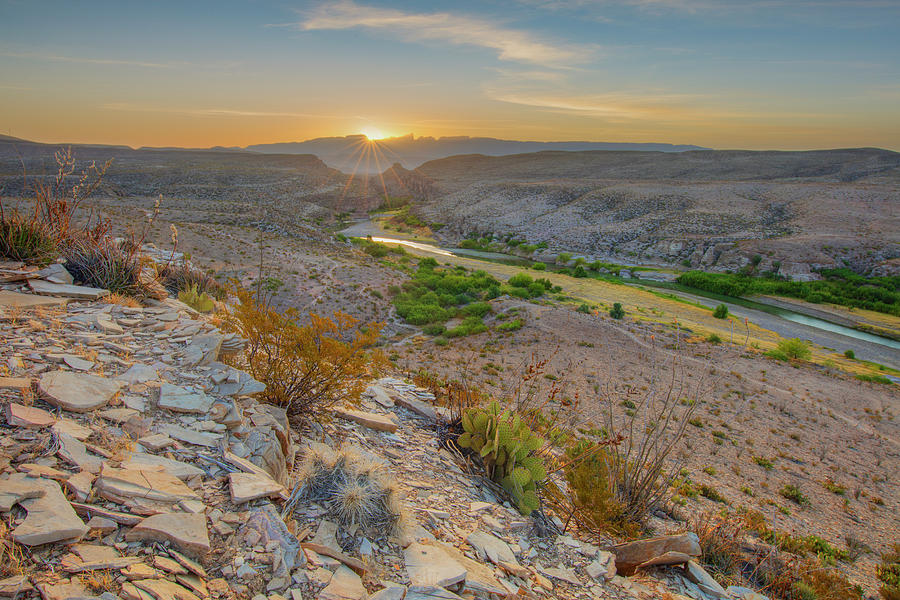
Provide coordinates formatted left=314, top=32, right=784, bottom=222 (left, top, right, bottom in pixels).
left=178, top=283, right=215, bottom=313
left=457, top=401, right=547, bottom=515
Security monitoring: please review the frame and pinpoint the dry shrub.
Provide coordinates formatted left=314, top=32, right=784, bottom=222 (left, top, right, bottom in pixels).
left=690, top=512, right=747, bottom=585
left=756, top=554, right=863, bottom=600
left=0, top=520, right=27, bottom=577
left=159, top=261, right=224, bottom=299
left=880, top=545, right=900, bottom=600
left=63, top=235, right=146, bottom=296
left=224, top=286, right=384, bottom=421
left=285, top=446, right=405, bottom=536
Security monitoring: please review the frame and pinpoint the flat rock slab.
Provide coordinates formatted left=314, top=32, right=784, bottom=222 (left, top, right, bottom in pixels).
left=0, top=290, right=68, bottom=308
left=158, top=383, right=213, bottom=414
left=28, top=279, right=109, bottom=299
left=117, top=363, right=159, bottom=385
left=318, top=565, right=367, bottom=600
left=96, top=467, right=201, bottom=504
left=404, top=542, right=467, bottom=588
left=133, top=578, right=201, bottom=600
left=2, top=473, right=89, bottom=546
left=612, top=532, right=701, bottom=576
left=335, top=408, right=398, bottom=432
left=120, top=452, right=204, bottom=480
left=229, top=472, right=284, bottom=503
left=0, top=377, right=32, bottom=391
left=366, top=384, right=395, bottom=408
left=0, top=575, right=33, bottom=596
left=126, top=512, right=210, bottom=556
left=60, top=543, right=142, bottom=572
left=36, top=579, right=92, bottom=600
left=39, top=370, right=123, bottom=413
left=5, top=402, right=54, bottom=428
left=62, top=354, right=94, bottom=371
left=406, top=587, right=464, bottom=600
left=466, top=529, right=517, bottom=566
left=393, top=395, right=445, bottom=423
left=162, top=424, right=221, bottom=447
left=57, top=432, right=104, bottom=473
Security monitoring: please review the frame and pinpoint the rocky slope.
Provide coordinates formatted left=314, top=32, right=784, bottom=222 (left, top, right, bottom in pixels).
left=411, top=149, right=900, bottom=276
left=0, top=262, right=782, bottom=600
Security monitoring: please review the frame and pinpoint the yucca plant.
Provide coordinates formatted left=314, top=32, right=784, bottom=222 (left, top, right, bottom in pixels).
left=0, top=212, right=57, bottom=265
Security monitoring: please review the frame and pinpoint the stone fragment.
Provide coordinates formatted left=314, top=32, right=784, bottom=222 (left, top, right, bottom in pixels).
left=121, top=582, right=156, bottom=600
left=0, top=378, right=33, bottom=392
left=466, top=530, right=517, bottom=565
left=60, top=543, right=142, bottom=572
left=368, top=586, right=406, bottom=600
left=64, top=470, right=95, bottom=502
left=182, top=334, right=223, bottom=367
left=125, top=512, right=210, bottom=555
left=586, top=550, right=616, bottom=581
left=0, top=290, right=68, bottom=308
left=366, top=384, right=395, bottom=408
left=240, top=504, right=304, bottom=577
left=161, top=424, right=221, bottom=447
left=537, top=564, right=581, bottom=586
left=133, top=578, right=201, bottom=600
left=36, top=579, right=92, bottom=600
left=97, top=316, right=125, bottom=334
left=5, top=403, right=54, bottom=430
left=167, top=549, right=208, bottom=578
left=152, top=555, right=189, bottom=574
left=56, top=432, right=103, bottom=473
left=120, top=452, right=205, bottom=480
left=430, top=540, right=506, bottom=597
left=137, top=433, right=175, bottom=452
left=28, top=279, right=109, bottom=299
left=685, top=560, right=729, bottom=598
left=175, top=574, right=208, bottom=598
left=62, top=354, right=94, bottom=371
left=334, top=408, right=398, bottom=433
left=405, top=587, right=464, bottom=600
left=0, top=575, right=32, bottom=597
left=38, top=370, right=123, bottom=413
left=86, top=516, right=118, bottom=533
left=404, top=542, right=467, bottom=588
left=122, top=563, right=161, bottom=581
left=612, top=532, right=701, bottom=576
left=52, top=417, right=92, bottom=440
left=96, top=467, right=201, bottom=504
left=1, top=473, right=89, bottom=545
left=318, top=566, right=366, bottom=600
left=35, top=263, right=73, bottom=284
left=158, top=383, right=213, bottom=414
left=726, top=586, right=771, bottom=600
left=117, top=363, right=159, bottom=384
left=229, top=472, right=284, bottom=503
left=70, top=501, right=143, bottom=525
left=393, top=395, right=443, bottom=422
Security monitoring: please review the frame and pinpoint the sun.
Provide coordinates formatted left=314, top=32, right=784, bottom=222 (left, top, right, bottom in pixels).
left=360, top=126, right=386, bottom=140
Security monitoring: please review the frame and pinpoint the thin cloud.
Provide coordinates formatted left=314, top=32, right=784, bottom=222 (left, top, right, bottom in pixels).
left=2, top=51, right=183, bottom=69
left=294, top=1, right=591, bottom=68
left=101, top=103, right=342, bottom=119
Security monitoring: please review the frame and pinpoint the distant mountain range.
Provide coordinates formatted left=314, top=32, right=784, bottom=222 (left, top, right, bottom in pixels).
left=244, top=134, right=709, bottom=172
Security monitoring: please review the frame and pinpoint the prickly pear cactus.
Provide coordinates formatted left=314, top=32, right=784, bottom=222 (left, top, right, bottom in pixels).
left=458, top=401, right=547, bottom=515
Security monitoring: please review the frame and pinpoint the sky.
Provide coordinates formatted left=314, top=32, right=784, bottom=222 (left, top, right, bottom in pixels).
left=1, top=0, right=899, bottom=150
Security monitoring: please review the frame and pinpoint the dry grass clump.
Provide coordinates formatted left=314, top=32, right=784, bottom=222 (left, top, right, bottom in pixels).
left=879, top=544, right=900, bottom=600
left=0, top=520, right=28, bottom=577
left=158, top=262, right=224, bottom=300
left=286, top=446, right=405, bottom=536
left=0, top=214, right=57, bottom=265
left=62, top=235, right=146, bottom=296
left=690, top=512, right=747, bottom=585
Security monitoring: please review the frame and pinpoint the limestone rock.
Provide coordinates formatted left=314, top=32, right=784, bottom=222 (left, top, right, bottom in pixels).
left=240, top=503, right=304, bottom=577
left=0, top=575, right=33, bottom=596
left=229, top=472, right=284, bottom=503
left=5, top=402, right=54, bottom=428
left=39, top=370, right=124, bottom=413
left=404, top=542, right=467, bottom=588
left=96, top=467, right=201, bottom=504
left=162, top=424, right=221, bottom=447
left=318, top=566, right=366, bottom=600
left=182, top=333, right=223, bottom=366
left=685, top=560, right=729, bottom=598
left=158, top=383, right=213, bottom=414
left=334, top=408, right=398, bottom=433
left=466, top=530, right=517, bottom=566
left=64, top=471, right=95, bottom=502
left=28, top=279, right=109, bottom=299
left=368, top=586, right=405, bottom=600
left=117, top=363, right=159, bottom=384
left=56, top=432, right=104, bottom=473
left=405, top=587, right=463, bottom=600
left=35, top=579, right=93, bottom=600
left=586, top=550, right=616, bottom=581
left=120, top=452, right=204, bottom=480
left=1, top=473, right=89, bottom=545
left=133, top=578, right=201, bottom=600
left=0, top=290, right=68, bottom=308
left=125, top=512, right=210, bottom=556
left=612, top=532, right=701, bottom=575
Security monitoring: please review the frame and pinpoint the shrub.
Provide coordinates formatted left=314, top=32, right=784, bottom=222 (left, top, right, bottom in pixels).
left=557, top=252, right=571, bottom=264
left=223, top=286, right=382, bottom=421
left=691, top=513, right=746, bottom=583
left=609, top=302, right=625, bottom=319
left=63, top=235, right=148, bottom=297
left=572, top=265, right=588, bottom=278
left=0, top=213, right=57, bottom=265
left=159, top=262, right=225, bottom=300
left=422, top=323, right=446, bottom=336
left=434, top=336, right=448, bottom=346
left=562, top=439, right=632, bottom=535
left=178, top=283, right=215, bottom=313
left=508, top=272, right=534, bottom=288
left=532, top=262, right=546, bottom=271
left=577, top=303, right=592, bottom=314
left=879, top=545, right=900, bottom=600
left=700, top=484, right=727, bottom=503
left=462, top=301, right=492, bottom=318
left=713, top=304, right=729, bottom=319
left=446, top=316, right=487, bottom=338
left=844, top=349, right=855, bottom=359
left=706, top=333, right=723, bottom=344
left=780, top=484, right=810, bottom=506
left=287, top=446, right=404, bottom=534
left=777, top=338, right=812, bottom=360
left=495, top=318, right=523, bottom=332
left=856, top=373, right=893, bottom=385
left=458, top=401, right=547, bottom=515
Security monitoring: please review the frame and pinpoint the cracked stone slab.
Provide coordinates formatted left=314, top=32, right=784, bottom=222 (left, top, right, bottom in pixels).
left=125, top=512, right=210, bottom=556
left=404, top=541, right=467, bottom=588
left=1, top=473, right=89, bottom=546
left=38, top=370, right=124, bottom=413
left=157, top=383, right=213, bottom=414
left=96, top=467, right=201, bottom=505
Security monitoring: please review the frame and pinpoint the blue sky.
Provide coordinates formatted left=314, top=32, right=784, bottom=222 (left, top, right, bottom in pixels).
left=1, top=0, right=898, bottom=149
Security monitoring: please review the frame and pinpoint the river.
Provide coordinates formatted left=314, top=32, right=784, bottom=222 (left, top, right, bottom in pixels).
left=340, top=220, right=900, bottom=371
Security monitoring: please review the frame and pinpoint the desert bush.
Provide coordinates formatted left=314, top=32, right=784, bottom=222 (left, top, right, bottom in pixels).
left=63, top=235, right=147, bottom=296
left=844, top=349, right=855, bottom=359
left=597, top=348, right=711, bottom=526
left=495, top=318, right=523, bottom=332
left=446, top=316, right=488, bottom=338
left=178, top=283, right=215, bottom=313
left=713, top=304, right=729, bottom=319
left=879, top=545, right=900, bottom=600
left=691, top=512, right=746, bottom=584
left=780, top=484, right=810, bottom=506
left=287, top=446, right=404, bottom=534
left=159, top=262, right=225, bottom=299
left=557, top=252, right=571, bottom=264
left=532, top=262, right=546, bottom=270
left=458, top=401, right=547, bottom=515
left=707, top=333, right=723, bottom=344
left=422, top=323, right=446, bottom=336
left=573, top=265, right=588, bottom=278
left=0, top=212, right=57, bottom=265
left=855, top=373, right=893, bottom=384
left=609, top=302, right=625, bottom=319
left=508, top=272, right=534, bottom=288
left=561, top=439, right=633, bottom=535
left=224, top=286, right=383, bottom=420
left=773, top=338, right=812, bottom=361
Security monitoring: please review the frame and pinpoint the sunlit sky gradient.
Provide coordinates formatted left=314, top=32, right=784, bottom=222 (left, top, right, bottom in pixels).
left=2, top=0, right=899, bottom=150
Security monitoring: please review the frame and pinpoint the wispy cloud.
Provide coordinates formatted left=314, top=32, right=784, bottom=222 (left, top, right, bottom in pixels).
left=2, top=51, right=184, bottom=69
left=101, top=103, right=342, bottom=119
left=293, top=1, right=591, bottom=67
